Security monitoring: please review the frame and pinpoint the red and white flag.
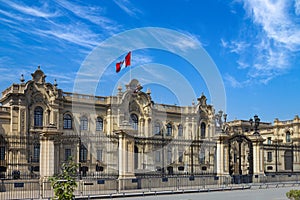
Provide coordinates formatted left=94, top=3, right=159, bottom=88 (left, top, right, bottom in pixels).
left=116, top=51, right=131, bottom=73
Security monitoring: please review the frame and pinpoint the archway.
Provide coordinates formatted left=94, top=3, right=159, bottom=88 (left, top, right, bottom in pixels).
left=228, top=134, right=253, bottom=183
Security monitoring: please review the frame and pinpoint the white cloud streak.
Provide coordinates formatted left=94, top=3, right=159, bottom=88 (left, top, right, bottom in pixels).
left=35, top=27, right=99, bottom=49
left=225, top=0, right=300, bottom=86
left=243, top=0, right=300, bottom=51
left=55, top=0, right=120, bottom=32
left=224, top=74, right=242, bottom=88
left=0, top=1, right=121, bottom=49
left=295, top=0, right=300, bottom=15
left=3, top=1, right=60, bottom=18
left=113, top=0, right=142, bottom=17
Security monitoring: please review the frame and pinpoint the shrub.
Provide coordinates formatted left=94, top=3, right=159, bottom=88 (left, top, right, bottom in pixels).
left=49, top=158, right=78, bottom=200
left=286, top=190, right=300, bottom=200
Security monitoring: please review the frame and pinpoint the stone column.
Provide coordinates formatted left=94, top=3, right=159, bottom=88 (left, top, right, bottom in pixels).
left=249, top=135, right=265, bottom=181
left=215, top=133, right=229, bottom=176
left=145, top=118, right=149, bottom=137
left=40, top=137, right=55, bottom=177
left=114, top=129, right=137, bottom=191
left=118, top=132, right=125, bottom=177
left=39, top=125, right=61, bottom=179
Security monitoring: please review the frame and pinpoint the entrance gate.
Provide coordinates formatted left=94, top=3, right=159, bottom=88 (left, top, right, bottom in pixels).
left=228, top=134, right=253, bottom=183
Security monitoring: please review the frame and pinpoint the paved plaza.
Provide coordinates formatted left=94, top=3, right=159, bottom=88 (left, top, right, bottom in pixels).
left=106, top=187, right=298, bottom=200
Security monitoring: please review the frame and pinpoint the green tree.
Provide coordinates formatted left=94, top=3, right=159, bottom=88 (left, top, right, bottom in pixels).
left=49, top=158, right=78, bottom=200
left=287, top=190, right=300, bottom=200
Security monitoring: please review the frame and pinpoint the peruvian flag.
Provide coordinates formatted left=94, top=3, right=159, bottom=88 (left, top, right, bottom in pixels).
left=116, top=51, right=131, bottom=73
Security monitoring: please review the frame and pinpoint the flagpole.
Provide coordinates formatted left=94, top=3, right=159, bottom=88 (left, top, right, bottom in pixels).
left=130, top=52, right=132, bottom=82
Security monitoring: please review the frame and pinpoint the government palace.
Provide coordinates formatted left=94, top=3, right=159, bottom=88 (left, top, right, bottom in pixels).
left=0, top=67, right=299, bottom=184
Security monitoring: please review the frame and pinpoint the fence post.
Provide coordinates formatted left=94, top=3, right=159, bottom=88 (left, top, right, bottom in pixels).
left=40, top=178, right=44, bottom=199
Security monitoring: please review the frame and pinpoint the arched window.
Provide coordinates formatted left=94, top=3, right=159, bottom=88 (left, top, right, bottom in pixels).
left=130, top=114, right=138, bottom=130
left=63, top=114, right=72, bottom=129
left=286, top=131, right=291, bottom=143
left=96, top=117, right=103, bottom=131
left=80, top=116, right=88, bottom=130
left=200, top=122, right=206, bottom=139
left=154, top=122, right=161, bottom=135
left=178, top=124, right=183, bottom=137
left=34, top=106, right=43, bottom=127
left=166, top=123, right=172, bottom=136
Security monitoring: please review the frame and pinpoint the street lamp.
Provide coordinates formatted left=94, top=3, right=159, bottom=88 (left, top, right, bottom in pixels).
left=78, top=124, right=82, bottom=180
left=249, top=115, right=260, bottom=136
left=161, top=129, right=165, bottom=176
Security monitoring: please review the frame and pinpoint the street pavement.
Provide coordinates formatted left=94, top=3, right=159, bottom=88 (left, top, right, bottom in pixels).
left=103, top=186, right=298, bottom=200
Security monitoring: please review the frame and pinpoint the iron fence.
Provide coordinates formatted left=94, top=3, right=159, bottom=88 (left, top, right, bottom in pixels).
left=0, top=174, right=300, bottom=199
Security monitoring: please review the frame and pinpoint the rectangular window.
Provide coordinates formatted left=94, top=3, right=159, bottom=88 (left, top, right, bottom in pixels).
left=80, top=145, right=87, bottom=162
left=267, top=152, right=272, bottom=162
left=199, top=149, right=205, bottom=164
left=0, top=147, right=5, bottom=161
left=33, top=144, right=40, bottom=162
left=267, top=137, right=272, bottom=145
left=167, top=150, right=172, bottom=163
left=155, top=151, right=161, bottom=162
left=178, top=125, right=183, bottom=137
left=286, top=133, right=291, bottom=143
left=178, top=151, right=183, bottom=163
left=80, top=118, right=88, bottom=130
left=166, top=124, right=172, bottom=136
left=97, top=149, right=103, bottom=162
left=154, top=125, right=160, bottom=135
left=65, top=149, right=71, bottom=161
left=96, top=120, right=103, bottom=131
left=63, top=115, right=72, bottom=129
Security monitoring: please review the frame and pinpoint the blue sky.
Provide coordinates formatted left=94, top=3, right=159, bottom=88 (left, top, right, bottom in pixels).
left=0, top=0, right=300, bottom=123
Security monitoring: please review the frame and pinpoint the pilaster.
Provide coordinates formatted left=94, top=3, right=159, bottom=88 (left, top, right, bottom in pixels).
left=249, top=135, right=265, bottom=179
left=215, top=133, right=230, bottom=176
left=39, top=125, right=61, bottom=179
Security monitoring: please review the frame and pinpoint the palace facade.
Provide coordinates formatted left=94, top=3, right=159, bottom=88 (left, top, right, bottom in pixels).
left=0, top=67, right=299, bottom=183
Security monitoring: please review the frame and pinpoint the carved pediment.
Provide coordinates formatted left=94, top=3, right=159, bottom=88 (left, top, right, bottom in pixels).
left=31, top=66, right=46, bottom=84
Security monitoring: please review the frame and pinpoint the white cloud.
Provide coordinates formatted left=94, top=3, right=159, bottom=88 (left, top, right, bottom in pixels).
left=55, top=0, right=120, bottom=32
left=0, top=9, right=32, bottom=23
left=224, top=0, right=300, bottom=86
left=131, top=53, right=153, bottom=66
left=35, top=28, right=99, bottom=49
left=0, top=1, right=120, bottom=50
left=220, top=39, right=250, bottom=54
left=3, top=1, right=60, bottom=18
left=224, top=74, right=243, bottom=88
left=296, top=0, right=300, bottom=15
left=220, top=38, right=228, bottom=48
left=236, top=60, right=249, bottom=69
left=113, top=0, right=142, bottom=17
left=243, top=0, right=300, bottom=51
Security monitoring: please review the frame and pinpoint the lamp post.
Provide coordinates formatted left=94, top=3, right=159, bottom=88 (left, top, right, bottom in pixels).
left=190, top=132, right=194, bottom=175
left=249, top=115, right=260, bottom=136
left=161, top=129, right=165, bottom=176
left=78, top=125, right=82, bottom=180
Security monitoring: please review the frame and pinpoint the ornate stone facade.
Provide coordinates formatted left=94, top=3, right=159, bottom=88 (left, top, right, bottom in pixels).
left=0, top=67, right=218, bottom=178
left=0, top=67, right=299, bottom=182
